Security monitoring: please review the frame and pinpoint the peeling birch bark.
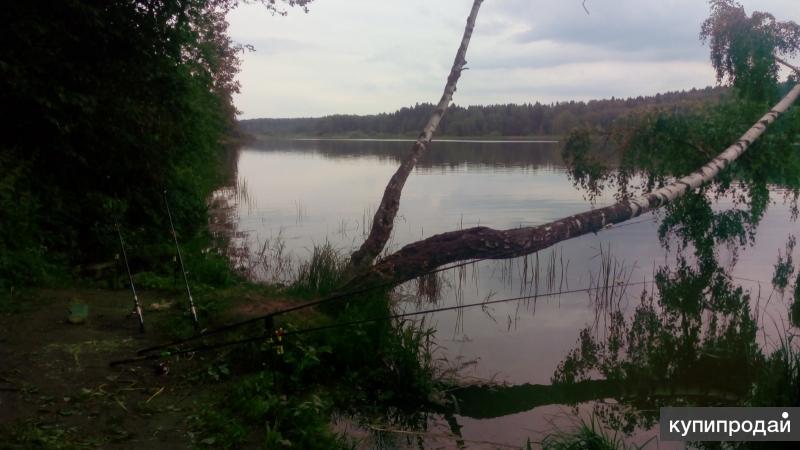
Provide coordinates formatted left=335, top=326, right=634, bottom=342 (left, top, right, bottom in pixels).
left=348, top=83, right=800, bottom=288
left=348, top=0, right=484, bottom=270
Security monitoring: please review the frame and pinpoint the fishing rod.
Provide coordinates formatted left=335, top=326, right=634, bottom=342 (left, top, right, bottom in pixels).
left=135, top=256, right=486, bottom=356
left=135, top=215, right=656, bottom=356
left=116, top=223, right=145, bottom=332
left=163, top=190, right=200, bottom=330
left=117, top=269, right=772, bottom=368
left=112, top=278, right=658, bottom=367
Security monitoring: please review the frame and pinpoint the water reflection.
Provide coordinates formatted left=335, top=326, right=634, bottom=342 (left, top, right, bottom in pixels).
left=537, top=128, right=798, bottom=441
left=246, top=138, right=570, bottom=171
left=226, top=135, right=799, bottom=447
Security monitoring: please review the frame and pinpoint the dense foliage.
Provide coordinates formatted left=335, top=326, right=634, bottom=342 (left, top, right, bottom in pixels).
left=0, top=1, right=309, bottom=288
left=553, top=2, right=800, bottom=436
left=239, top=87, right=728, bottom=138
left=701, top=0, right=800, bottom=102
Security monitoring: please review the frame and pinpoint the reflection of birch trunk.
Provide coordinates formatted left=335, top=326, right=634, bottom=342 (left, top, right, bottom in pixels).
left=348, top=84, right=800, bottom=288
left=349, top=0, right=484, bottom=270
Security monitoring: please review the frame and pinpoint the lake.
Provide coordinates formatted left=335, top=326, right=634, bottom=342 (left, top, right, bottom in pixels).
left=220, top=137, right=799, bottom=448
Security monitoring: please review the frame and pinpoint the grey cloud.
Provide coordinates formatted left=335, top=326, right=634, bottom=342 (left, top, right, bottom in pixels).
left=472, top=42, right=708, bottom=71
left=487, top=0, right=709, bottom=60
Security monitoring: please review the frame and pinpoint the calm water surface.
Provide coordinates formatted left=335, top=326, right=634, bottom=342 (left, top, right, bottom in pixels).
left=224, top=138, right=798, bottom=448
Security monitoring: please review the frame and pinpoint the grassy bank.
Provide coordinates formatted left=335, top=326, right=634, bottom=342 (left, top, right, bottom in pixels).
left=0, top=246, right=444, bottom=449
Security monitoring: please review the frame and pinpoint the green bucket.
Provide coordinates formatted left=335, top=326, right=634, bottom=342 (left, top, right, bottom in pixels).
left=68, top=302, right=89, bottom=324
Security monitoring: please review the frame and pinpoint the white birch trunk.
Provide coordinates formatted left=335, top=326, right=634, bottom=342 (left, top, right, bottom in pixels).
left=348, top=83, right=800, bottom=288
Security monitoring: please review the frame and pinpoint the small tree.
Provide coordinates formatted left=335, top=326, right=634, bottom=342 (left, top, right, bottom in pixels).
left=701, top=0, right=800, bottom=102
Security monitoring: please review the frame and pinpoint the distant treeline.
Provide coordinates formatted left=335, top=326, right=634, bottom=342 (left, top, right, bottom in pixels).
left=239, top=86, right=729, bottom=137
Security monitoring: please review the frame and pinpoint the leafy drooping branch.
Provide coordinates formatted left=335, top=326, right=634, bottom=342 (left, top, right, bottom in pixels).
left=701, top=0, right=800, bottom=101
left=348, top=0, right=484, bottom=270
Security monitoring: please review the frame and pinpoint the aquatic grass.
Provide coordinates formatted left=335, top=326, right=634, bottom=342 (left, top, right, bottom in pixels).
left=415, top=271, right=443, bottom=304
left=750, top=333, right=800, bottom=409
left=288, top=242, right=348, bottom=298
left=187, top=286, right=442, bottom=449
left=294, top=199, right=308, bottom=225
left=740, top=334, right=800, bottom=450
left=234, top=176, right=256, bottom=213
left=589, top=244, right=634, bottom=334
left=232, top=240, right=440, bottom=412
left=360, top=206, right=374, bottom=240
left=245, top=230, right=295, bottom=283
left=538, top=414, right=649, bottom=450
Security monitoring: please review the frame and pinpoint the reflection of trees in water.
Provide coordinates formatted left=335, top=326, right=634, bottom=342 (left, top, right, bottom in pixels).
left=551, top=95, right=800, bottom=434
left=553, top=256, right=761, bottom=433
left=246, top=138, right=575, bottom=170
left=562, top=94, right=800, bottom=202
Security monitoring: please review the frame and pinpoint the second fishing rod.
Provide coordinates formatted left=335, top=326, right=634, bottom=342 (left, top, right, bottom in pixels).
left=164, top=190, right=201, bottom=331
left=116, top=222, right=145, bottom=332
left=110, top=278, right=661, bottom=367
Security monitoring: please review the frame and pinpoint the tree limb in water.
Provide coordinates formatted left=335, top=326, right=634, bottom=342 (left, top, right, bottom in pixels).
left=348, top=0, right=484, bottom=270
left=348, top=83, right=800, bottom=288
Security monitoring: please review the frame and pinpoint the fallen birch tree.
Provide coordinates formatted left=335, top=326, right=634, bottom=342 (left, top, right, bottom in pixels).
left=346, top=0, right=800, bottom=288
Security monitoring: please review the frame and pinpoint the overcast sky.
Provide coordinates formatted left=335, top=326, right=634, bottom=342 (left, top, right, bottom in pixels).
left=227, top=0, right=799, bottom=119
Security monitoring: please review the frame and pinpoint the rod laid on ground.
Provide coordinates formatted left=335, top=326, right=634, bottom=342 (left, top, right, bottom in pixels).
left=111, top=278, right=659, bottom=367
left=116, top=223, right=145, bottom=332
left=112, top=273, right=769, bottom=367
left=135, top=257, right=482, bottom=356
left=163, top=190, right=200, bottom=330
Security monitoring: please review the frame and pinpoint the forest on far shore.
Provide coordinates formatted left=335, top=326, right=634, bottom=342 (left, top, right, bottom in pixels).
left=239, top=86, right=729, bottom=138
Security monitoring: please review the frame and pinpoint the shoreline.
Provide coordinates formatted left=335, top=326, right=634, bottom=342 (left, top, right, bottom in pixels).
left=246, top=134, right=563, bottom=144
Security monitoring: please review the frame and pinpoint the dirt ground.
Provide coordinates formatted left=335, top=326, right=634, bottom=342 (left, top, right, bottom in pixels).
left=0, top=287, right=287, bottom=449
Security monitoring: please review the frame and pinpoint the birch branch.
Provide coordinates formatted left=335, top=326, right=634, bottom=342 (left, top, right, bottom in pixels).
left=348, top=0, right=484, bottom=270
left=348, top=83, right=800, bottom=288
left=776, top=56, right=800, bottom=74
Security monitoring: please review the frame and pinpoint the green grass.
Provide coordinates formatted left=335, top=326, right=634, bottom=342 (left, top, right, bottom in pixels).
left=538, top=415, right=649, bottom=450
left=185, top=243, right=441, bottom=449
left=0, top=420, right=106, bottom=450
left=189, top=373, right=349, bottom=449
left=287, top=242, right=347, bottom=298
left=750, top=335, right=800, bottom=409
left=0, top=243, right=445, bottom=449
